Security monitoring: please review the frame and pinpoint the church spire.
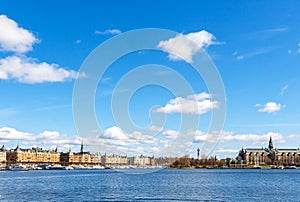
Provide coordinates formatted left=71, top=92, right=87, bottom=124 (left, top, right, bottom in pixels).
left=80, top=141, right=84, bottom=154
left=268, top=136, right=274, bottom=150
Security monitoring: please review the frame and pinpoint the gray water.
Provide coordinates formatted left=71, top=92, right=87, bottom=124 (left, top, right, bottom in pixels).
left=0, top=169, right=299, bottom=201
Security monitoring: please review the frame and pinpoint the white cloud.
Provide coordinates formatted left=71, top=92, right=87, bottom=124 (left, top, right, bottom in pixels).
left=193, top=130, right=285, bottom=145
left=102, top=126, right=128, bottom=140
left=256, top=102, right=285, bottom=113
left=236, top=55, right=244, bottom=60
left=75, top=39, right=81, bottom=44
left=162, top=130, right=178, bottom=139
left=95, top=29, right=122, bottom=35
left=280, top=84, right=288, bottom=95
left=0, top=15, right=38, bottom=53
left=99, top=126, right=156, bottom=145
left=148, top=125, right=163, bottom=132
left=0, top=56, right=84, bottom=83
left=215, top=149, right=239, bottom=154
left=156, top=92, right=218, bottom=115
left=232, top=51, right=244, bottom=60
left=157, top=30, right=217, bottom=63
left=288, top=50, right=292, bottom=54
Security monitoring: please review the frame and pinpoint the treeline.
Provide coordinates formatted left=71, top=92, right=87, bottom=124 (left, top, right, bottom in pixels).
left=169, top=156, right=231, bottom=168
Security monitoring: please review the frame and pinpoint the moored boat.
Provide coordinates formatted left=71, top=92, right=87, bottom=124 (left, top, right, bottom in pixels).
left=46, top=164, right=65, bottom=170
left=9, top=164, right=28, bottom=171
left=284, top=166, right=297, bottom=169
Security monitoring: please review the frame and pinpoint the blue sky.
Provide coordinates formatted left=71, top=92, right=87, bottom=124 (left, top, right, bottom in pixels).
left=1, top=1, right=300, bottom=158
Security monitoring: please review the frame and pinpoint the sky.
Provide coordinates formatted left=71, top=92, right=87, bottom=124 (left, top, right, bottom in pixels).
left=1, top=0, right=300, bottom=158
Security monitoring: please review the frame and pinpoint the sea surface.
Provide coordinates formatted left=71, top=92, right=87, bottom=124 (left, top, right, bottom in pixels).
left=0, top=169, right=299, bottom=201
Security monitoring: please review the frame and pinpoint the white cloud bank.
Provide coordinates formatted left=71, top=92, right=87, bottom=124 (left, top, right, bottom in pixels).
left=0, top=127, right=81, bottom=147
left=0, top=15, right=38, bottom=53
left=157, top=30, right=217, bottom=63
left=0, top=56, right=84, bottom=83
left=256, top=102, right=285, bottom=113
left=2, top=126, right=300, bottom=157
left=156, top=92, right=218, bottom=115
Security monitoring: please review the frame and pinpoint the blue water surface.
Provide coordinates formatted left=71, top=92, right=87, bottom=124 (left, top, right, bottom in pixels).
left=0, top=169, right=299, bottom=201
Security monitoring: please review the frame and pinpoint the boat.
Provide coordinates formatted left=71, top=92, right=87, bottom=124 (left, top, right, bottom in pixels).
left=9, top=164, right=28, bottom=171
left=72, top=165, right=86, bottom=170
left=92, top=165, right=105, bottom=170
left=46, top=164, right=65, bottom=170
left=64, top=166, right=74, bottom=170
left=251, top=165, right=261, bottom=169
left=284, top=166, right=297, bottom=169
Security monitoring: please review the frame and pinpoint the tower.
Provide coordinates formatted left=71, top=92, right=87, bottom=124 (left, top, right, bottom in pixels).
left=197, top=148, right=200, bottom=160
left=80, top=141, right=84, bottom=154
left=268, top=136, right=274, bottom=150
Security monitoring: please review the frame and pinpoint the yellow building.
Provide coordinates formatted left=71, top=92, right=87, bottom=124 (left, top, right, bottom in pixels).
left=101, top=154, right=128, bottom=166
left=0, top=145, right=7, bottom=167
left=60, top=142, right=101, bottom=166
left=5, top=145, right=60, bottom=165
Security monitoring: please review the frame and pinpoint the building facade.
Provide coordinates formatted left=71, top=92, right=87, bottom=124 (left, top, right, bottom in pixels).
left=5, top=145, right=60, bottom=165
left=101, top=154, right=128, bottom=166
left=60, top=142, right=101, bottom=166
left=237, top=137, right=300, bottom=166
left=0, top=145, right=7, bottom=167
left=128, top=155, right=155, bottom=166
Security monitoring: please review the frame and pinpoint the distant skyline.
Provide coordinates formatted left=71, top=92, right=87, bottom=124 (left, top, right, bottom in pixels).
left=1, top=1, right=300, bottom=158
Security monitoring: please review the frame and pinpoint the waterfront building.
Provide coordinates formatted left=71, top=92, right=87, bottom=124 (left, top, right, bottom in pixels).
left=237, top=137, right=300, bottom=166
left=0, top=145, right=7, bottom=167
left=128, top=155, right=155, bottom=166
left=60, top=142, right=101, bottom=166
left=5, top=145, right=60, bottom=165
left=101, top=154, right=128, bottom=166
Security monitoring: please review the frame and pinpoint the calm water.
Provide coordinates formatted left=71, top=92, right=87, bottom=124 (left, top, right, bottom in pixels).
left=0, top=169, right=300, bottom=201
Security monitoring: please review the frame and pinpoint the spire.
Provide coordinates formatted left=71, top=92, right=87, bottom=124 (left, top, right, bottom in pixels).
left=15, top=144, right=21, bottom=151
left=268, top=136, right=274, bottom=150
left=197, top=148, right=200, bottom=160
left=80, top=141, right=84, bottom=154
left=1, top=145, right=6, bottom=151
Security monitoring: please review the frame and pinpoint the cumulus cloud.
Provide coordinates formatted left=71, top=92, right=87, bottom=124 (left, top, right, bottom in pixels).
left=157, top=30, right=217, bottom=63
left=193, top=130, right=285, bottom=145
left=162, top=130, right=178, bottom=139
left=0, top=56, right=84, bottom=83
left=99, top=126, right=156, bottom=145
left=95, top=29, right=122, bottom=35
left=256, top=102, right=285, bottom=113
left=148, top=125, right=163, bottom=132
left=156, top=92, right=218, bottom=115
left=215, top=149, right=239, bottom=154
left=0, top=15, right=38, bottom=53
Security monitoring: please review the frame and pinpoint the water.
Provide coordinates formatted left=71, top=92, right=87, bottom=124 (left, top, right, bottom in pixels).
left=0, top=169, right=300, bottom=201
